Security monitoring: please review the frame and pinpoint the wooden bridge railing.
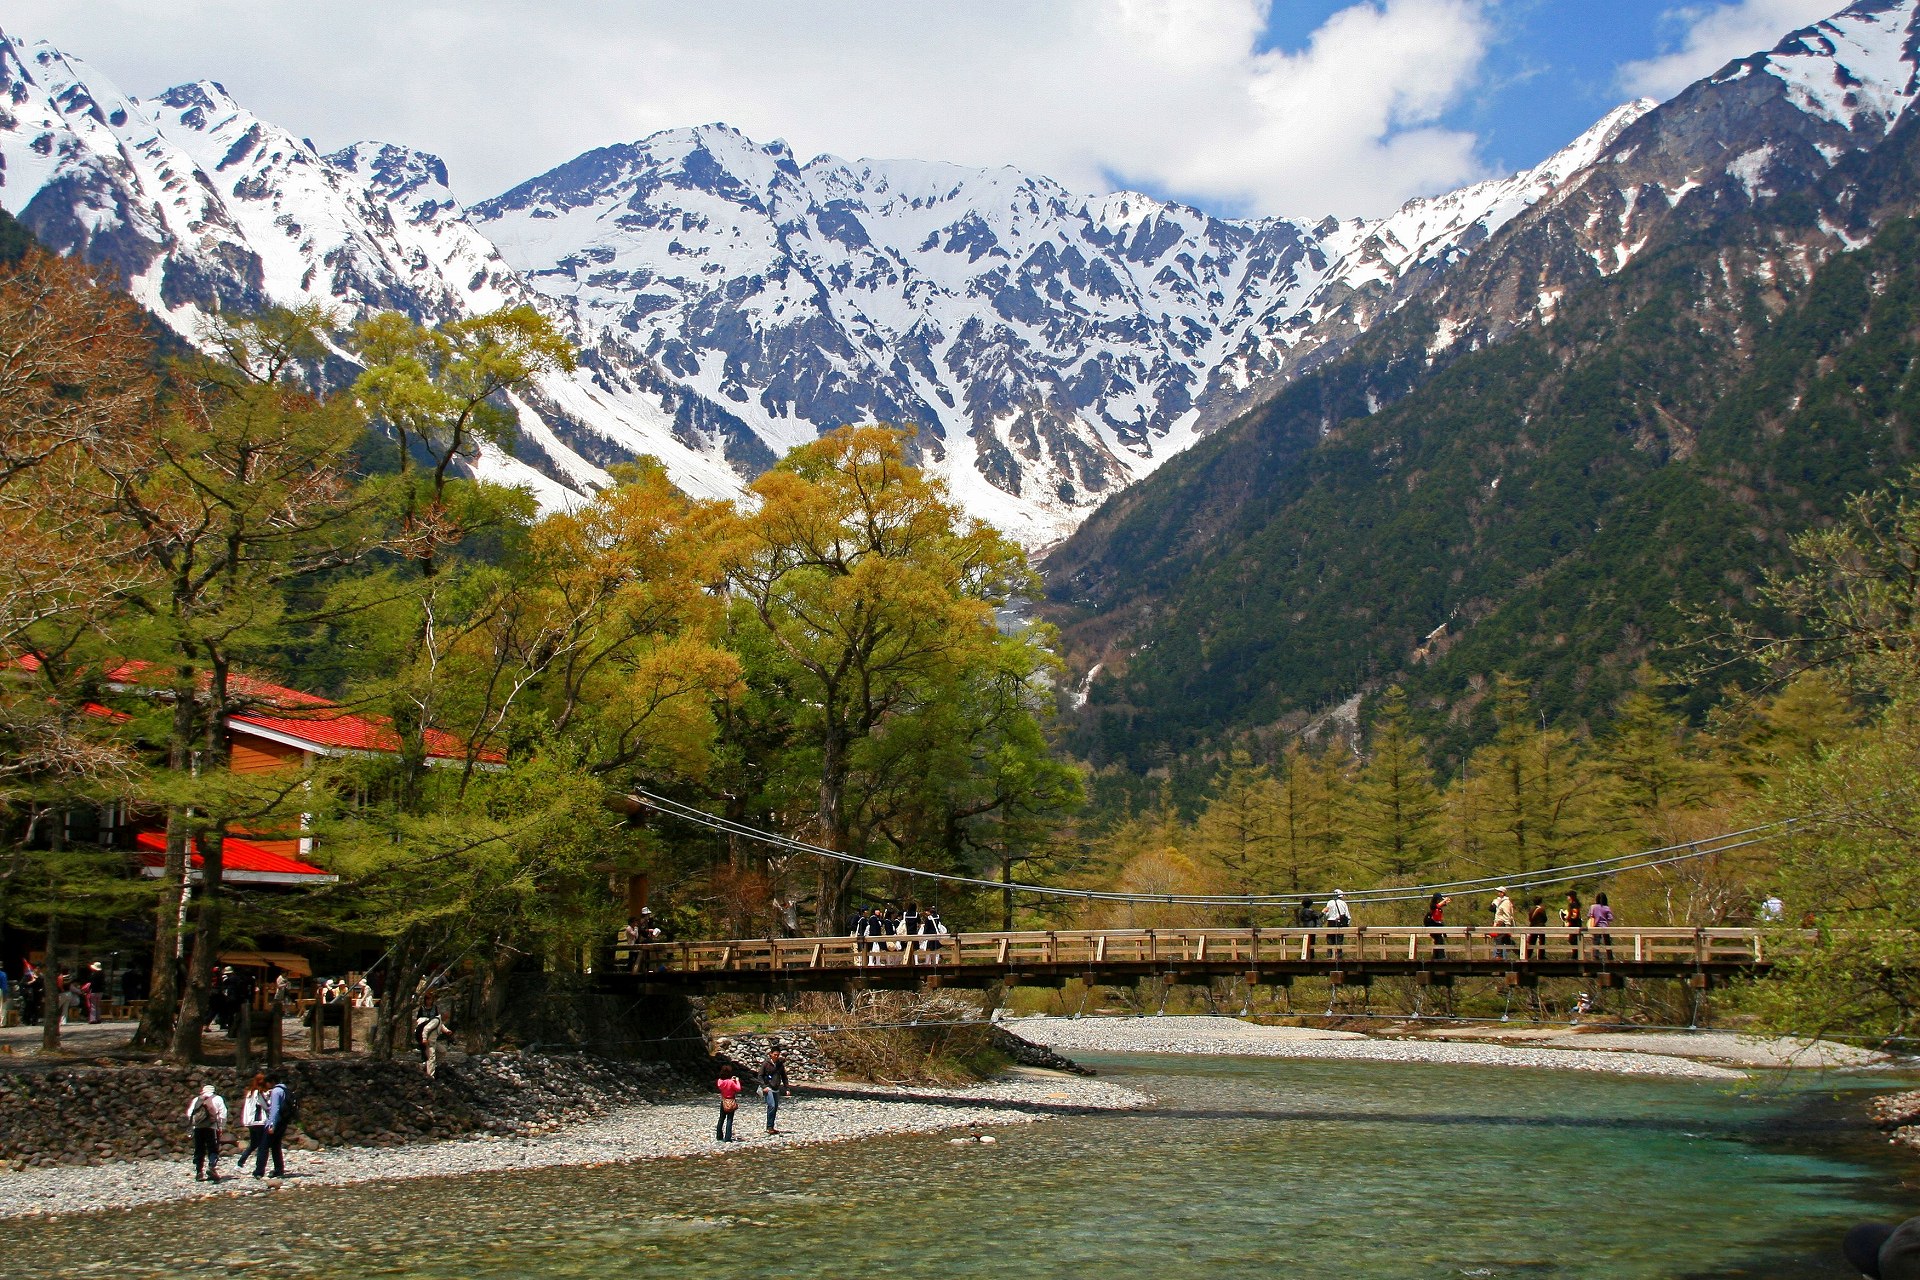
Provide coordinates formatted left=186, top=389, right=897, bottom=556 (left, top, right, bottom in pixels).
left=611, top=925, right=1778, bottom=977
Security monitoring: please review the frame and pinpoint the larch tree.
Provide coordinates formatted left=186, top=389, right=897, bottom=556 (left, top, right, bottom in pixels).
left=1348, top=686, right=1442, bottom=885
left=1455, top=676, right=1607, bottom=880
left=1193, top=752, right=1283, bottom=925
left=103, top=307, right=389, bottom=1060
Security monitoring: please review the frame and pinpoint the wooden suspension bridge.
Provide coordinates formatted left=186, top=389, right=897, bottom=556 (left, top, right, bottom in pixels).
left=601, top=925, right=1780, bottom=996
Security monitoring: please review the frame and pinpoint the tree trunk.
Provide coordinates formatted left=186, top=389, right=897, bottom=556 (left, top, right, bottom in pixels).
left=371, top=934, right=429, bottom=1062
left=170, top=826, right=224, bottom=1063
left=811, top=722, right=852, bottom=934
left=467, top=946, right=518, bottom=1053
left=39, top=914, right=60, bottom=1054
left=132, top=688, right=199, bottom=1050
left=172, top=659, right=235, bottom=1064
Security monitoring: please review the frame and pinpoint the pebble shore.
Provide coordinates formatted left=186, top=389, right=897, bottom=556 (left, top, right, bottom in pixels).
left=1006, top=1015, right=1749, bottom=1079
left=0, top=1073, right=1148, bottom=1221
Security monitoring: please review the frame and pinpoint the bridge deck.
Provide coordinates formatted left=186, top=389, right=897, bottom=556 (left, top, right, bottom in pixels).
left=604, top=926, right=1776, bottom=993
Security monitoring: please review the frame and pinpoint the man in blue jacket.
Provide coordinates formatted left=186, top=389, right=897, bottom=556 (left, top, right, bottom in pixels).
left=254, top=1073, right=290, bottom=1178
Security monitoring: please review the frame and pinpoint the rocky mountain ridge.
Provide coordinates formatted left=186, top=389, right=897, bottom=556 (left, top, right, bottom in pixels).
left=3, top=2, right=1916, bottom=546
left=1040, top=0, right=1920, bottom=767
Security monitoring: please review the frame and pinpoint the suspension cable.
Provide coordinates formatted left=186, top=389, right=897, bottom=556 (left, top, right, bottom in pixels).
left=628, top=788, right=1803, bottom=908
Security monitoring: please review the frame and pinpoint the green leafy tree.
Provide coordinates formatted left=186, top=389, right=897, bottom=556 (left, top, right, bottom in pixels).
left=100, top=307, right=387, bottom=1060
left=727, top=426, right=1031, bottom=932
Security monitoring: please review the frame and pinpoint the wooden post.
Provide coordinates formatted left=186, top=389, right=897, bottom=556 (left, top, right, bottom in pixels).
left=341, top=995, right=353, bottom=1054
left=265, top=998, right=283, bottom=1069
left=235, top=997, right=253, bottom=1074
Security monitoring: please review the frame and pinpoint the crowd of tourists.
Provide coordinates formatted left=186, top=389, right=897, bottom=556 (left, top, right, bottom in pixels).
left=0, top=958, right=149, bottom=1027
left=1284, top=888, right=1619, bottom=959
left=182, top=1072, right=298, bottom=1182
left=851, top=901, right=948, bottom=965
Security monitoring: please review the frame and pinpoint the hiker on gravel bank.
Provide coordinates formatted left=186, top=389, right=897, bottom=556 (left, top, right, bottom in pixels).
left=250, top=1072, right=292, bottom=1178
left=759, top=1049, right=791, bottom=1134
left=234, top=1072, right=269, bottom=1174
left=715, top=1069, right=743, bottom=1141
left=186, top=1084, right=227, bottom=1182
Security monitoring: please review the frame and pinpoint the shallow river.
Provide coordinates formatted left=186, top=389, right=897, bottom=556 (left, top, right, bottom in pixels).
left=5, top=1053, right=1914, bottom=1278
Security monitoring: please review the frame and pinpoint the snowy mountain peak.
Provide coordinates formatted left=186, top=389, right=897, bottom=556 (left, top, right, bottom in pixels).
left=1717, top=0, right=1920, bottom=134
left=327, top=142, right=458, bottom=217
left=4, top=1, right=1916, bottom=546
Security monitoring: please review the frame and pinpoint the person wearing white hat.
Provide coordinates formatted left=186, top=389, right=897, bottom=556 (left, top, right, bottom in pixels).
left=1491, top=888, right=1516, bottom=960
left=1323, top=890, right=1351, bottom=958
left=186, top=1083, right=228, bottom=1182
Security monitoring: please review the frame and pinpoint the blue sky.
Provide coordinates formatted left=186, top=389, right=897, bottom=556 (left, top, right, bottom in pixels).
left=4, top=0, right=1847, bottom=219
left=1255, top=1, right=1734, bottom=177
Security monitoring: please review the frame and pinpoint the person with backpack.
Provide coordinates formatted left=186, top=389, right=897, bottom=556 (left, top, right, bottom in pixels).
left=1526, top=898, right=1550, bottom=961
left=715, top=1068, right=743, bottom=1141
left=233, top=1072, right=269, bottom=1175
left=186, top=1084, right=228, bottom=1182
left=852, top=908, right=872, bottom=967
left=254, top=1072, right=293, bottom=1178
left=1323, top=891, right=1352, bottom=958
left=1423, top=894, right=1450, bottom=960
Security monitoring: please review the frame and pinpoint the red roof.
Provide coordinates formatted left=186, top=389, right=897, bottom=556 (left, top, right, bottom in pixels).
left=225, top=673, right=501, bottom=763
left=134, top=829, right=335, bottom=881
left=7, top=653, right=502, bottom=764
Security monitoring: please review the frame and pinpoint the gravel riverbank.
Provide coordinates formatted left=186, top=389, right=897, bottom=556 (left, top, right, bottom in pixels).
left=0, top=1071, right=1148, bottom=1221
left=1006, top=1015, right=1751, bottom=1079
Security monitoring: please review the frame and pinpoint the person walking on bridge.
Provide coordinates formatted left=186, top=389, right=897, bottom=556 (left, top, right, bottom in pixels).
left=1562, top=891, right=1585, bottom=960
left=1526, top=898, right=1549, bottom=961
left=1589, top=893, right=1615, bottom=962
left=1423, top=894, right=1450, bottom=960
left=853, top=908, right=875, bottom=967
left=1323, top=891, right=1351, bottom=958
left=759, top=1048, right=791, bottom=1134
left=1491, top=888, right=1516, bottom=961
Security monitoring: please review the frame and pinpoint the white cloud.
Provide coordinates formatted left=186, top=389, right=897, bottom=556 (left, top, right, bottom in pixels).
left=1618, top=0, right=1844, bottom=99
left=1, top=0, right=1494, bottom=218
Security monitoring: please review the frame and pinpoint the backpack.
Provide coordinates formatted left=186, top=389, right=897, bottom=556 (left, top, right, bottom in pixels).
left=188, top=1095, right=216, bottom=1130
left=273, top=1085, right=300, bottom=1127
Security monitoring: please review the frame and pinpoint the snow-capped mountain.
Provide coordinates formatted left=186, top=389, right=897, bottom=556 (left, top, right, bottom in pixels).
left=2, top=0, right=1917, bottom=546
left=0, top=34, right=744, bottom=509
left=467, top=107, right=1655, bottom=542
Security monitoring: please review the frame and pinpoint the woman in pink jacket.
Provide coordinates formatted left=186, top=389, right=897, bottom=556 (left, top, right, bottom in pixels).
left=715, top=1070, right=743, bottom=1142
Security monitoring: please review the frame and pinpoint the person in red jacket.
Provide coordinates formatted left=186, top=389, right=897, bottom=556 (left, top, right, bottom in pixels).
left=715, top=1069, right=743, bottom=1142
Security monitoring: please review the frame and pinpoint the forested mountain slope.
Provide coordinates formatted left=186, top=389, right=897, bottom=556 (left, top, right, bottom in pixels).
left=1046, top=99, right=1920, bottom=771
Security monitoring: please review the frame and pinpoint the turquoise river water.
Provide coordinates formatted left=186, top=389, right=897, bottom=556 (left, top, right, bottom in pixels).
left=3, top=1052, right=1914, bottom=1278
